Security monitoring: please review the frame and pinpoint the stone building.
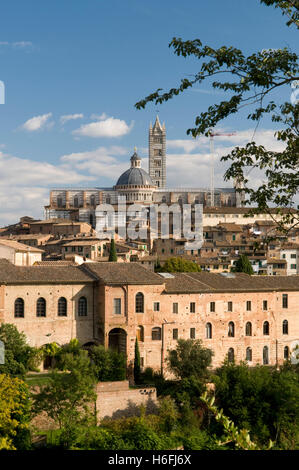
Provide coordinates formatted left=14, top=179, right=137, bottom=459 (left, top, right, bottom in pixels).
left=0, top=259, right=298, bottom=373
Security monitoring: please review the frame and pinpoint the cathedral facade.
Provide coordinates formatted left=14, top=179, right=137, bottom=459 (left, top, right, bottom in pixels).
left=45, top=116, right=243, bottom=228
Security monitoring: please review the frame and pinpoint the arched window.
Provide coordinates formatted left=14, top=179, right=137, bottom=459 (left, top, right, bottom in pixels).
left=57, top=197, right=63, bottom=208
left=245, top=322, right=252, bottom=336
left=135, top=292, right=144, bottom=313
left=228, top=321, right=235, bottom=337
left=246, top=347, right=252, bottom=362
left=206, top=322, right=212, bottom=339
left=152, top=327, right=161, bottom=340
left=73, top=196, right=79, bottom=207
left=36, top=297, right=46, bottom=317
left=106, top=196, right=111, bottom=204
left=162, top=196, right=167, bottom=203
left=263, top=321, right=269, bottom=335
left=137, top=326, right=144, bottom=342
left=282, top=320, right=288, bottom=335
left=58, top=297, right=67, bottom=317
left=14, top=298, right=24, bottom=318
left=78, top=296, right=87, bottom=316
left=284, top=346, right=289, bottom=360
left=263, top=346, right=269, bottom=365
left=90, top=195, right=95, bottom=206
left=228, top=348, right=234, bottom=363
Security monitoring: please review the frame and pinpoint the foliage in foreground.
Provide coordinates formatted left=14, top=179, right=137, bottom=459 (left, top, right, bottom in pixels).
left=0, top=374, right=31, bottom=450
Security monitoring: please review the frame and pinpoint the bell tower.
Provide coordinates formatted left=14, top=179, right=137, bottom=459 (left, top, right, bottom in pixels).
left=149, top=115, right=166, bottom=189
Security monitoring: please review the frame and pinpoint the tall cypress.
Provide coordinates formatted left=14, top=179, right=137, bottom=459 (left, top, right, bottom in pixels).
left=108, top=238, right=117, bottom=262
left=134, top=337, right=141, bottom=385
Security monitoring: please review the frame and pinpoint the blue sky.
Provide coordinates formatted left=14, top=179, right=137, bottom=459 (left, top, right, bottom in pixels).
left=0, top=0, right=297, bottom=224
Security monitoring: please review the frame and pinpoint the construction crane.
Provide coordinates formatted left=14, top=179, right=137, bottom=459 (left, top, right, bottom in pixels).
left=209, top=130, right=236, bottom=207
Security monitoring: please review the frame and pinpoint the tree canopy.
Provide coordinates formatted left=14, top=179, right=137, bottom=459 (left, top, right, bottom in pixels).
left=135, top=0, right=299, bottom=235
left=160, top=257, right=201, bottom=272
left=231, top=254, right=254, bottom=275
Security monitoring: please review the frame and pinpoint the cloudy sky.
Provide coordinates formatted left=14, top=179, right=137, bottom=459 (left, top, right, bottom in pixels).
left=0, top=0, right=297, bottom=225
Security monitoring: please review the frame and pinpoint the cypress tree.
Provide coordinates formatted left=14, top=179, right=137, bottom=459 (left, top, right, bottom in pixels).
left=108, top=238, right=117, bottom=262
left=233, top=254, right=254, bottom=275
left=134, top=337, right=141, bottom=385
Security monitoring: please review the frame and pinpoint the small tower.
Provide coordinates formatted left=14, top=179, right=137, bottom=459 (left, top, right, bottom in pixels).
left=149, top=115, right=166, bottom=189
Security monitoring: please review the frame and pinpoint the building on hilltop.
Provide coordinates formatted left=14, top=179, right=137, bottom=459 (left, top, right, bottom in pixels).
left=45, top=118, right=243, bottom=229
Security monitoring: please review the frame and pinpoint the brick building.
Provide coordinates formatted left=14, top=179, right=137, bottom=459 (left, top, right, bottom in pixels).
left=0, top=259, right=297, bottom=374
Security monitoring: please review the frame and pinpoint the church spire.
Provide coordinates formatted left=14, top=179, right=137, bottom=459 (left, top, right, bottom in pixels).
left=153, top=114, right=163, bottom=131
left=149, top=116, right=166, bottom=189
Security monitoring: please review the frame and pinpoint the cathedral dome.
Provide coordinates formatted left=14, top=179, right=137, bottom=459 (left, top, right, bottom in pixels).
left=115, top=150, right=154, bottom=187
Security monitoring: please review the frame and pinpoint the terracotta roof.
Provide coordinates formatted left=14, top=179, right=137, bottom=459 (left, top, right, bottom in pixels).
left=0, top=259, right=93, bottom=284
left=0, top=239, right=44, bottom=253
left=82, top=262, right=164, bottom=285
left=163, top=271, right=299, bottom=293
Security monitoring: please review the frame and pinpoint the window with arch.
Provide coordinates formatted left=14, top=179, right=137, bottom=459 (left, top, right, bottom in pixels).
left=73, top=196, right=79, bottom=207
left=206, top=322, right=212, bottom=339
left=106, top=196, right=111, bottom=204
left=263, top=321, right=269, bottom=335
left=90, top=195, right=96, bottom=206
left=245, top=322, right=252, bottom=336
left=58, top=297, right=67, bottom=317
left=282, top=319, right=288, bottom=335
left=137, top=325, right=144, bottom=342
left=228, top=321, right=235, bottom=337
left=263, top=346, right=269, bottom=365
left=36, top=297, right=46, bottom=317
left=14, top=298, right=24, bottom=318
left=135, top=292, right=144, bottom=313
left=246, top=347, right=252, bottom=362
left=228, top=348, right=234, bottom=363
left=57, top=197, right=63, bottom=208
left=152, top=327, right=161, bottom=341
left=162, top=196, right=167, bottom=203
left=284, top=346, right=289, bottom=360
left=78, top=296, right=87, bottom=316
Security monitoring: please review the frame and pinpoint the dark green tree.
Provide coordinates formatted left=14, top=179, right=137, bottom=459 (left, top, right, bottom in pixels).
left=0, top=324, right=38, bottom=377
left=108, top=238, right=118, bottom=262
left=89, top=345, right=126, bottom=381
left=213, top=361, right=299, bottom=449
left=167, top=339, right=213, bottom=382
left=232, top=254, right=254, bottom=275
left=154, top=257, right=162, bottom=272
left=134, top=338, right=141, bottom=384
left=135, top=0, right=299, bottom=235
left=32, top=351, right=97, bottom=438
left=161, top=257, right=201, bottom=273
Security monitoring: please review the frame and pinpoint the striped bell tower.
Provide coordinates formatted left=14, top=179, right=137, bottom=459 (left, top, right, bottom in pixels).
left=149, top=115, right=166, bottom=189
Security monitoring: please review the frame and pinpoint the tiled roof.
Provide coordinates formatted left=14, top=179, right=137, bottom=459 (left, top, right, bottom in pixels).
left=82, top=262, right=164, bottom=285
left=0, top=259, right=93, bottom=284
left=163, top=271, right=299, bottom=293
left=0, top=239, right=44, bottom=253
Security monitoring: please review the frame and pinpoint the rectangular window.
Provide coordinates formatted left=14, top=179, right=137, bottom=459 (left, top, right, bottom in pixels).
left=172, top=303, right=178, bottom=314
left=210, top=302, right=215, bottom=312
left=282, top=294, right=288, bottom=308
left=246, top=301, right=251, bottom=311
left=263, top=300, right=267, bottom=311
left=153, top=302, right=160, bottom=312
left=228, top=301, right=233, bottom=312
left=291, top=264, right=297, bottom=269
left=190, top=328, right=196, bottom=339
left=291, top=254, right=296, bottom=259
left=190, top=302, right=196, bottom=313
left=173, top=328, right=178, bottom=340
left=113, top=298, right=121, bottom=315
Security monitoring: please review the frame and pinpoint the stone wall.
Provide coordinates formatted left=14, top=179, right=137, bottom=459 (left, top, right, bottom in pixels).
left=96, top=381, right=157, bottom=421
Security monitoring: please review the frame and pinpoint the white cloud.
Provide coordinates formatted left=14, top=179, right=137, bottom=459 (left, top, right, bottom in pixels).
left=0, top=150, right=96, bottom=226
left=90, top=112, right=108, bottom=121
left=61, top=146, right=129, bottom=180
left=0, top=41, right=33, bottom=50
left=21, top=113, right=53, bottom=132
left=73, top=116, right=133, bottom=138
left=60, top=113, right=84, bottom=124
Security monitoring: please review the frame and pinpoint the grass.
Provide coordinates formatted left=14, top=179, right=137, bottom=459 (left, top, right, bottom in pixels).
left=25, top=372, right=52, bottom=387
